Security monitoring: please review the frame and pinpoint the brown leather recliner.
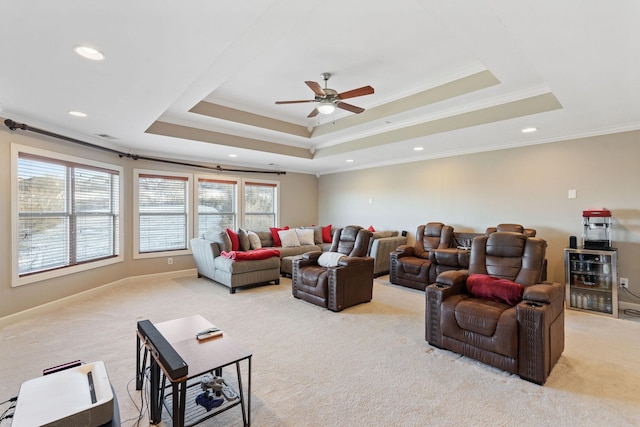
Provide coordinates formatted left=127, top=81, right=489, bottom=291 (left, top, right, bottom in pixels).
left=292, top=225, right=374, bottom=312
left=425, top=232, right=564, bottom=384
left=390, top=222, right=454, bottom=290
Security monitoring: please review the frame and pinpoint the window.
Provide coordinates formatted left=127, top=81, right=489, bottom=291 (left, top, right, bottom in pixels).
left=196, top=177, right=238, bottom=236
left=135, top=171, right=191, bottom=256
left=243, top=180, right=278, bottom=230
left=12, top=145, right=122, bottom=286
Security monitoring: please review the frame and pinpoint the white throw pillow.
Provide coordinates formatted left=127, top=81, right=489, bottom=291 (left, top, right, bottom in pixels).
left=278, top=229, right=301, bottom=247
left=247, top=231, right=262, bottom=249
left=296, top=228, right=316, bottom=246
left=317, top=252, right=346, bottom=267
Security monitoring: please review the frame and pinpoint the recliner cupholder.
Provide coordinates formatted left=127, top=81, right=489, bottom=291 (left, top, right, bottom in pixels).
left=435, top=284, right=446, bottom=288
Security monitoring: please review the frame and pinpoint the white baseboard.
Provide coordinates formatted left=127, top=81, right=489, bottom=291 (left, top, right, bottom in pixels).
left=618, top=300, right=640, bottom=319
left=0, top=269, right=196, bottom=328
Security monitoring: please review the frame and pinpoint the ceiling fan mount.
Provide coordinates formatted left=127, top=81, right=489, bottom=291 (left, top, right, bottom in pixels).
left=275, top=72, right=374, bottom=118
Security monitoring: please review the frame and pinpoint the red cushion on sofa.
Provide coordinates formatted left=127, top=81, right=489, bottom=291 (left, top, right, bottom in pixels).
left=466, top=274, right=524, bottom=306
left=322, top=224, right=333, bottom=243
left=226, top=228, right=240, bottom=251
left=270, top=226, right=289, bottom=247
left=367, top=225, right=376, bottom=232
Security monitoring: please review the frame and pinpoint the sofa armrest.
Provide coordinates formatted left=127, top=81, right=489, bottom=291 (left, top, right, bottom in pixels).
left=369, top=235, right=407, bottom=276
left=190, top=238, right=221, bottom=280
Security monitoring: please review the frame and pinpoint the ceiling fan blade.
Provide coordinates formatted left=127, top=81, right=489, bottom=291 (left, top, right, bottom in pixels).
left=275, top=100, right=316, bottom=104
left=305, top=81, right=326, bottom=97
left=336, top=102, right=365, bottom=114
left=337, top=85, right=374, bottom=100
left=307, top=108, right=320, bottom=118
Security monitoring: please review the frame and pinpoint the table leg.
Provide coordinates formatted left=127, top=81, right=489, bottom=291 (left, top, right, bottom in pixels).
left=236, top=361, right=246, bottom=427
left=149, top=358, right=162, bottom=424
left=171, top=380, right=186, bottom=427
left=248, top=356, right=251, bottom=426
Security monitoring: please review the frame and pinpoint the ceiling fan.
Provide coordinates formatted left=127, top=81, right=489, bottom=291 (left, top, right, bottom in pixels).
left=275, top=72, right=374, bottom=118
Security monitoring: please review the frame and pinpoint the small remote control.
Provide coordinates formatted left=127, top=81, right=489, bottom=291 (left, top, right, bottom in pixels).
left=221, top=383, right=238, bottom=400
left=197, top=328, right=222, bottom=340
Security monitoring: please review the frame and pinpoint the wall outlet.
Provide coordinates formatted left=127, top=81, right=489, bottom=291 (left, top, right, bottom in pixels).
left=168, top=257, right=173, bottom=265
left=620, top=277, right=629, bottom=288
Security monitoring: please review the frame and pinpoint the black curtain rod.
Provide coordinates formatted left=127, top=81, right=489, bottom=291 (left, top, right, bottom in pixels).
left=3, top=119, right=286, bottom=175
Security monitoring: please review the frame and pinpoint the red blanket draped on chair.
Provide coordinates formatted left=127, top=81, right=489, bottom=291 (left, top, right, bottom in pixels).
left=221, top=249, right=280, bottom=261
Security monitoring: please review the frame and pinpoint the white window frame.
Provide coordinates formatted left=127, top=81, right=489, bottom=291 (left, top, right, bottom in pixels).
left=11, top=144, right=124, bottom=287
left=241, top=178, right=280, bottom=230
left=194, top=174, right=240, bottom=237
left=133, top=169, right=193, bottom=259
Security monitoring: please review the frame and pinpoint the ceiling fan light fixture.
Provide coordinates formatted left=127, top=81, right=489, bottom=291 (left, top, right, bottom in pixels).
left=317, top=101, right=336, bottom=115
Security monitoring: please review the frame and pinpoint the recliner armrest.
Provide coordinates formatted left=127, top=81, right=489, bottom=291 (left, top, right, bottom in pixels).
left=301, top=251, right=323, bottom=261
left=337, top=256, right=370, bottom=267
left=434, top=269, right=469, bottom=288
left=516, top=290, right=565, bottom=384
left=392, top=245, right=415, bottom=257
left=523, top=281, right=564, bottom=304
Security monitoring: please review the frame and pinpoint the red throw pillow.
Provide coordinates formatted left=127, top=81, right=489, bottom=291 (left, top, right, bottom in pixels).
left=226, top=228, right=240, bottom=251
left=322, top=224, right=333, bottom=243
left=466, top=274, right=524, bottom=306
left=269, top=226, right=289, bottom=247
left=368, top=225, right=376, bottom=232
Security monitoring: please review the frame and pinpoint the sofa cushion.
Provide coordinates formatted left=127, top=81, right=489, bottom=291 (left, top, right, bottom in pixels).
left=203, top=230, right=232, bottom=253
left=247, top=231, right=262, bottom=249
left=214, top=254, right=281, bottom=274
left=466, top=274, right=524, bottom=306
left=256, top=231, right=273, bottom=247
left=226, top=228, right=240, bottom=251
left=322, top=224, right=333, bottom=243
left=296, top=228, right=316, bottom=246
left=237, top=228, right=251, bottom=251
left=270, top=226, right=289, bottom=247
left=301, top=225, right=323, bottom=244
left=279, top=229, right=301, bottom=247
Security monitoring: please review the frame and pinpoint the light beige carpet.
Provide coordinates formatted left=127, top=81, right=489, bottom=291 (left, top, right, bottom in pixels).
left=1, top=273, right=640, bottom=426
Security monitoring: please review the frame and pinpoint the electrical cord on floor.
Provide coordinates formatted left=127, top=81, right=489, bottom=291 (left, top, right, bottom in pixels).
left=621, top=287, right=640, bottom=318
left=0, top=396, right=18, bottom=423
left=122, top=366, right=158, bottom=427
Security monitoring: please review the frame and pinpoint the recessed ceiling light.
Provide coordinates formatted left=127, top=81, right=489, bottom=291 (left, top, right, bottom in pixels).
left=228, top=154, right=237, bottom=158
left=413, top=147, right=424, bottom=151
left=521, top=127, right=538, bottom=133
left=346, top=159, right=354, bottom=163
left=68, top=110, right=87, bottom=117
left=74, top=45, right=104, bottom=61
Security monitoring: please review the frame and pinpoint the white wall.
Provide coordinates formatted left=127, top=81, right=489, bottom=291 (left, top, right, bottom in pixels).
left=318, top=130, right=640, bottom=305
